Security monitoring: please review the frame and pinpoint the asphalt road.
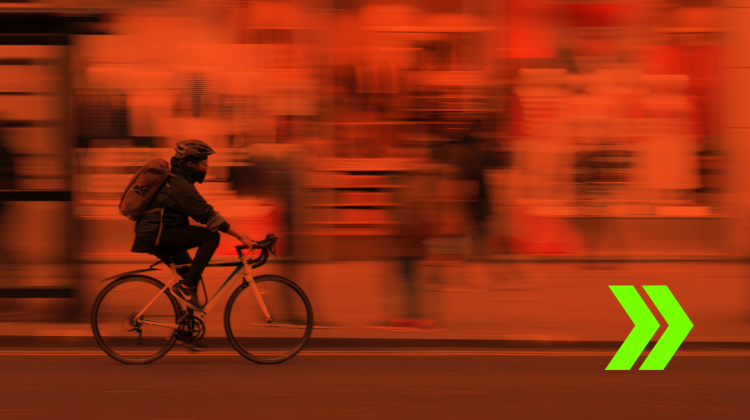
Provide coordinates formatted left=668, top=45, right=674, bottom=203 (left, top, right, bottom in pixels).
left=0, top=349, right=748, bottom=420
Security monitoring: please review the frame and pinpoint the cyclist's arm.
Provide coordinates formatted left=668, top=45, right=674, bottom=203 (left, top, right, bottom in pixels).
left=170, top=180, right=254, bottom=247
left=170, top=180, right=228, bottom=232
left=225, top=226, right=255, bottom=249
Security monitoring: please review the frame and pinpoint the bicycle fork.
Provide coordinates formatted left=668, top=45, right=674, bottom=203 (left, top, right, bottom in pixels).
left=242, top=264, right=273, bottom=323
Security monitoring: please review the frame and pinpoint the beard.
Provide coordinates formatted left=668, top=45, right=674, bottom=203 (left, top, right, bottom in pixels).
left=191, top=170, right=207, bottom=184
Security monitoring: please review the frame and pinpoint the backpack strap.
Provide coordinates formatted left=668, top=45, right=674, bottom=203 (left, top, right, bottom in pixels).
left=154, top=207, right=166, bottom=246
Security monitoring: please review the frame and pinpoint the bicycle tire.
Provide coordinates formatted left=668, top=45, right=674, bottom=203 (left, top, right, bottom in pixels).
left=91, top=275, right=180, bottom=365
left=224, top=275, right=313, bottom=364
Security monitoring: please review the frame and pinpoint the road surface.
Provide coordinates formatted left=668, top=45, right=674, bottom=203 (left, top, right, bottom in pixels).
left=0, top=348, right=747, bottom=419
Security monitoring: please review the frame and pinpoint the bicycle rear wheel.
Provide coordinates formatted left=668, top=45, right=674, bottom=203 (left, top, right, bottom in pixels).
left=225, top=275, right=313, bottom=364
left=91, top=275, right=180, bottom=364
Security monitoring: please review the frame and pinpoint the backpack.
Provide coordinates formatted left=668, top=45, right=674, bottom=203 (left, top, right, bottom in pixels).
left=119, top=158, right=170, bottom=221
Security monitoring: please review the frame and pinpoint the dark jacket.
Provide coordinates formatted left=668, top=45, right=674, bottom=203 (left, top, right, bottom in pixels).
left=131, top=157, right=230, bottom=253
left=442, top=134, right=491, bottom=224
left=0, top=144, right=15, bottom=212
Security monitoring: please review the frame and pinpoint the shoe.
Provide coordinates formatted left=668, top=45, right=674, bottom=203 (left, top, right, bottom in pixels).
left=170, top=282, right=201, bottom=310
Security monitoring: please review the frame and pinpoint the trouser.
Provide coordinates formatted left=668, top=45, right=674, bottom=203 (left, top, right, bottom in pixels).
left=149, top=225, right=220, bottom=288
left=400, top=256, right=420, bottom=319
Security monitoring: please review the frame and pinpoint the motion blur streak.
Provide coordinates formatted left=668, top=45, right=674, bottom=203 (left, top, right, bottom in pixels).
left=0, top=0, right=745, bottom=418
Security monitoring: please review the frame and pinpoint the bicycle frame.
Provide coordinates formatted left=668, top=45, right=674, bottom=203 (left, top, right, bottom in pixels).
left=133, top=252, right=272, bottom=330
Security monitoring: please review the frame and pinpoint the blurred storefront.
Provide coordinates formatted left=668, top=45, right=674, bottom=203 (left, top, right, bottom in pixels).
left=0, top=4, right=107, bottom=319
left=60, top=0, right=735, bottom=264
left=499, top=0, right=726, bottom=256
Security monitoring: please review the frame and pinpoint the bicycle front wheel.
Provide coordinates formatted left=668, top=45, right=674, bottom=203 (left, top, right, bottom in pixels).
left=225, top=275, right=313, bottom=364
left=91, top=275, right=180, bottom=364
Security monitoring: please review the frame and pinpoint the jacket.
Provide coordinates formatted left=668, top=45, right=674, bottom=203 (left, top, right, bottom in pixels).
left=442, top=135, right=490, bottom=224
left=131, top=157, right=230, bottom=253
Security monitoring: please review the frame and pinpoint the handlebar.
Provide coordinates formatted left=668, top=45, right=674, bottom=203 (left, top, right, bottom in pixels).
left=235, top=233, right=278, bottom=269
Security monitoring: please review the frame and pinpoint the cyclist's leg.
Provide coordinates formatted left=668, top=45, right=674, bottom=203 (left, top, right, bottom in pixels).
left=171, top=250, right=191, bottom=279
left=182, top=229, right=219, bottom=288
left=151, top=226, right=220, bottom=289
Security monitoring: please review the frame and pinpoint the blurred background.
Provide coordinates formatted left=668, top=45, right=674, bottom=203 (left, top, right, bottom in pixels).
left=0, top=0, right=741, bottom=337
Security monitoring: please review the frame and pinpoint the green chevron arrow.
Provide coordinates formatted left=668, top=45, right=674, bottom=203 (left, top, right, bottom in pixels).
left=606, top=285, right=693, bottom=370
left=606, top=286, right=660, bottom=370
left=639, top=286, right=693, bottom=370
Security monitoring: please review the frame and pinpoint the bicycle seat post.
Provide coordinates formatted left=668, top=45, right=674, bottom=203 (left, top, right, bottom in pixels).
left=152, top=253, right=179, bottom=281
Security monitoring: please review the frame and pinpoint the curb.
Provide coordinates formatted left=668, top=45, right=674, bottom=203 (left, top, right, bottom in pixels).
left=1, top=336, right=749, bottom=350
left=76, top=255, right=746, bottom=264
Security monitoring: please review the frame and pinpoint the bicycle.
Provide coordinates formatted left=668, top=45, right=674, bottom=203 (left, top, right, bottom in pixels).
left=90, top=234, right=313, bottom=365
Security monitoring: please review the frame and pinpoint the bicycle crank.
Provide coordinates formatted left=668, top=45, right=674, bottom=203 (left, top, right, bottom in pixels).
left=176, top=315, right=205, bottom=343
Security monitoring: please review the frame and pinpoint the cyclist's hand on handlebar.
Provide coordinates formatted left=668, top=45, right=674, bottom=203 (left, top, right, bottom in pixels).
left=238, top=232, right=255, bottom=250
left=227, top=226, right=255, bottom=249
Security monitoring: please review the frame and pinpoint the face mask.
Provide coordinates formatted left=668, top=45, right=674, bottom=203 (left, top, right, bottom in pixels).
left=191, top=170, right=207, bottom=184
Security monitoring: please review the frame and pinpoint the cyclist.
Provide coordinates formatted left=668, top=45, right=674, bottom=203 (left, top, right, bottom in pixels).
left=131, top=139, right=255, bottom=309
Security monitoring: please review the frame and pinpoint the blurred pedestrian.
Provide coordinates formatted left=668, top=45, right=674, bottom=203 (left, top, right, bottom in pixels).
left=0, top=130, right=21, bottom=316
left=0, top=141, right=15, bottom=212
left=434, top=118, right=535, bottom=289
left=384, top=166, right=439, bottom=329
left=442, top=120, right=492, bottom=250
left=423, top=120, right=491, bottom=291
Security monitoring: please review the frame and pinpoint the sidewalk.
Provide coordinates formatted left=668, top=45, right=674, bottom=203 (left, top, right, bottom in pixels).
left=1, top=260, right=749, bottom=348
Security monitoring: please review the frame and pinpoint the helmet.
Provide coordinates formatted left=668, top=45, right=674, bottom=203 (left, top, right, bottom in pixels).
left=174, top=139, right=215, bottom=160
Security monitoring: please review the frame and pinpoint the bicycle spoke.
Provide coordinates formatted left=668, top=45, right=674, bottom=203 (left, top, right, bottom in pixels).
left=91, top=276, right=179, bottom=364
left=225, top=275, right=313, bottom=364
